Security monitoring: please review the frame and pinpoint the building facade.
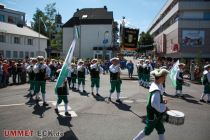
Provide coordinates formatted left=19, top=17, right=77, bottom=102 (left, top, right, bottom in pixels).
left=63, top=6, right=117, bottom=59
left=0, top=4, right=48, bottom=59
left=0, top=4, right=25, bottom=26
left=0, top=22, right=48, bottom=59
left=148, top=0, right=210, bottom=59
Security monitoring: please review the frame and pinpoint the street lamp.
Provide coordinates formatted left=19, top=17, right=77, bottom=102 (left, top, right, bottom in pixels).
left=103, top=31, right=109, bottom=60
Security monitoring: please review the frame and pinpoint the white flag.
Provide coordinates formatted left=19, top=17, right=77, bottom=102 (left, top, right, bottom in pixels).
left=169, top=60, right=179, bottom=88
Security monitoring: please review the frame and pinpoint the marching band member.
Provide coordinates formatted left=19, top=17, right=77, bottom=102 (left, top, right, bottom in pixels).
left=200, top=64, right=210, bottom=103
left=49, top=59, right=57, bottom=82
left=109, top=57, right=122, bottom=104
left=133, top=68, right=169, bottom=140
left=26, top=58, right=37, bottom=96
left=136, top=59, right=144, bottom=86
left=175, top=63, right=185, bottom=97
left=33, top=56, right=51, bottom=106
left=70, top=63, right=77, bottom=90
left=143, top=59, right=153, bottom=88
left=77, top=60, right=88, bottom=92
left=160, top=66, right=167, bottom=95
left=55, top=69, right=71, bottom=116
left=90, top=59, right=103, bottom=96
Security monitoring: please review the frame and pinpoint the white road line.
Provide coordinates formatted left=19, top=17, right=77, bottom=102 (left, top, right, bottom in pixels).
left=0, top=100, right=55, bottom=107
left=51, top=101, right=77, bottom=117
left=0, top=103, right=25, bottom=107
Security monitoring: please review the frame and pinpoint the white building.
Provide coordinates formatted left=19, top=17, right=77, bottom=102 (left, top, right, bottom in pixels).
left=63, top=6, right=114, bottom=59
left=0, top=22, right=48, bottom=59
left=0, top=4, right=25, bottom=26
left=0, top=4, right=48, bottom=59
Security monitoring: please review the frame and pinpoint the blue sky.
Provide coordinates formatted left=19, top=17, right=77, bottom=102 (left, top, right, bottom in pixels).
left=0, top=0, right=167, bottom=32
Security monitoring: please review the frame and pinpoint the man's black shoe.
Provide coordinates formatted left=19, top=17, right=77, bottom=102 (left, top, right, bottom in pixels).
left=200, top=99, right=205, bottom=103
left=43, top=102, right=49, bottom=106
left=96, top=93, right=100, bottom=96
left=116, top=99, right=122, bottom=104
left=55, top=108, right=59, bottom=114
left=65, top=112, right=71, bottom=117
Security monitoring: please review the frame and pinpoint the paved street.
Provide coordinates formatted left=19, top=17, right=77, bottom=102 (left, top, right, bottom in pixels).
left=0, top=64, right=210, bottom=140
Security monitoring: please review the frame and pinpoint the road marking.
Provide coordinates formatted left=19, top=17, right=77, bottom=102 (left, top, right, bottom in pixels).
left=59, top=111, right=78, bottom=117
left=123, top=100, right=134, bottom=104
left=135, top=99, right=147, bottom=103
left=0, top=100, right=55, bottom=107
left=0, top=103, right=25, bottom=107
left=51, top=101, right=77, bottom=117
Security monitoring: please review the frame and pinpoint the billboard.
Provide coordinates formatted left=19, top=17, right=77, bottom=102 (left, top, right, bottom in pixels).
left=121, top=27, right=139, bottom=50
left=182, top=30, right=204, bottom=47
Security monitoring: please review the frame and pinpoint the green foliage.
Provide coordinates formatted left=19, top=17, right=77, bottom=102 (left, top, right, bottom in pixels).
left=195, top=51, right=202, bottom=67
left=31, top=9, right=47, bottom=36
left=31, top=2, right=57, bottom=38
left=138, top=32, right=154, bottom=45
left=137, top=32, right=154, bottom=52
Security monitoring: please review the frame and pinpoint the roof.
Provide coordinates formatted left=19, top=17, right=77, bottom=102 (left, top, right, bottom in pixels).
left=0, top=22, right=48, bottom=39
left=63, top=7, right=113, bottom=27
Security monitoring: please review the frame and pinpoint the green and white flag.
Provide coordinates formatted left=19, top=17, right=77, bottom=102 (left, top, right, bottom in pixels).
left=54, top=39, right=76, bottom=93
left=169, top=60, right=179, bottom=88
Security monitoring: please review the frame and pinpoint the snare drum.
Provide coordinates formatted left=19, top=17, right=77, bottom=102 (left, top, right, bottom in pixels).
left=163, top=110, right=185, bottom=125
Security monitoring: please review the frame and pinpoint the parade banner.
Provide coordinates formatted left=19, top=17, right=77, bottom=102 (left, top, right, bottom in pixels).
left=121, top=27, right=139, bottom=51
left=54, top=39, right=76, bottom=93
left=169, top=60, right=179, bottom=88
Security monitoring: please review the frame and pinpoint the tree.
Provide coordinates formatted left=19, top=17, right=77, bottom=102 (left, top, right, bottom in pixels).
left=31, top=3, right=57, bottom=38
left=31, top=8, right=48, bottom=36
left=138, top=32, right=154, bottom=45
left=44, top=2, right=57, bottom=36
left=137, top=32, right=154, bottom=52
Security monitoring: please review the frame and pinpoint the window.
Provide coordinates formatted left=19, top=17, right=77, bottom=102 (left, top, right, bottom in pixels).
left=8, top=16, right=16, bottom=24
left=204, top=12, right=210, bottom=20
left=27, top=39, right=33, bottom=45
left=19, top=51, right=24, bottom=58
left=30, top=52, right=34, bottom=57
left=0, top=14, right=4, bottom=22
left=14, top=37, right=20, bottom=44
left=82, top=15, right=88, bottom=19
left=0, top=34, right=5, bottom=42
left=0, top=50, right=4, bottom=58
left=25, top=52, right=29, bottom=58
left=13, top=51, right=18, bottom=58
left=6, top=51, right=11, bottom=58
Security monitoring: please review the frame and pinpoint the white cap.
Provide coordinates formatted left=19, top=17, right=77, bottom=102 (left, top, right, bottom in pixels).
left=150, top=68, right=169, bottom=77
left=110, top=57, right=119, bottom=62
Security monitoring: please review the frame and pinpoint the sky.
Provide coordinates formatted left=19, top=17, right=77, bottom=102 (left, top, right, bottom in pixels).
left=0, top=0, right=167, bottom=32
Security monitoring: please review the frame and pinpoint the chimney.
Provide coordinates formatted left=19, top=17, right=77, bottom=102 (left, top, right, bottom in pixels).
left=77, top=8, right=79, bottom=12
left=104, top=6, right=107, bottom=10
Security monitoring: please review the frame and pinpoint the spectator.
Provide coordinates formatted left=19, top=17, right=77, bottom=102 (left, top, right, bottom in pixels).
left=0, top=60, right=3, bottom=88
left=126, top=60, right=134, bottom=78
left=11, top=61, right=17, bottom=84
left=16, top=60, right=22, bottom=84
left=2, top=60, right=9, bottom=87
